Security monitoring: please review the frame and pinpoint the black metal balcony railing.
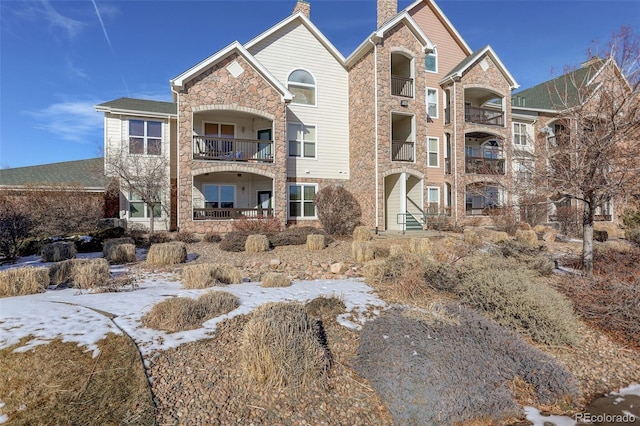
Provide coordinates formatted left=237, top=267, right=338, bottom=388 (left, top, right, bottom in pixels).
left=464, top=106, right=504, bottom=126
left=391, top=75, right=414, bottom=98
left=391, top=140, right=414, bottom=162
left=193, top=136, right=273, bottom=162
left=193, top=207, right=274, bottom=220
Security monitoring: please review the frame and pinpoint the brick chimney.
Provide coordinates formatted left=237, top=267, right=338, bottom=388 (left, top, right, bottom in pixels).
left=293, top=0, right=310, bottom=18
left=377, top=0, right=397, bottom=27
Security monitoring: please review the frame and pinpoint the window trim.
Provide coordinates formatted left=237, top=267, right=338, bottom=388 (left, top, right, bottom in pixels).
left=425, top=49, right=438, bottom=73
left=287, top=68, right=317, bottom=107
left=513, top=122, right=527, bottom=145
left=128, top=119, right=163, bottom=156
left=287, top=122, right=317, bottom=159
left=426, top=186, right=441, bottom=214
left=427, top=136, right=439, bottom=168
left=426, top=87, right=439, bottom=119
left=202, top=183, right=237, bottom=209
left=128, top=190, right=162, bottom=220
left=287, top=183, right=318, bottom=219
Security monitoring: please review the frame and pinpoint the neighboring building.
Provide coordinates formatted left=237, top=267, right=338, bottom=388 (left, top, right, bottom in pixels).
left=90, top=0, right=623, bottom=233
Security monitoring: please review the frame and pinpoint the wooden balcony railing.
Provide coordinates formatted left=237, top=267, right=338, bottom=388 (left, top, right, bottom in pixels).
left=193, top=207, right=274, bottom=220
left=391, top=140, right=414, bottom=162
left=464, top=106, right=504, bottom=126
left=391, top=75, right=414, bottom=98
left=193, top=136, right=273, bottom=162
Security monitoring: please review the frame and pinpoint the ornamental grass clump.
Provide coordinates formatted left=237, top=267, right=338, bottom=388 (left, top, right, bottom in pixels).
left=306, top=234, right=325, bottom=251
left=352, top=226, right=372, bottom=242
left=49, top=259, right=110, bottom=289
left=0, top=267, right=49, bottom=297
left=261, top=273, right=291, bottom=288
left=182, top=263, right=243, bottom=288
left=146, top=242, right=187, bottom=266
left=105, top=243, right=136, bottom=264
left=142, top=291, right=239, bottom=333
left=245, top=234, right=270, bottom=253
left=352, top=241, right=374, bottom=262
left=103, top=238, right=135, bottom=257
left=241, top=302, right=326, bottom=388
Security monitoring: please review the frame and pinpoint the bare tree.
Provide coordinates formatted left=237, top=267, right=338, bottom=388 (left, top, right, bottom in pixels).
left=105, top=145, right=170, bottom=233
left=0, top=196, right=33, bottom=263
left=540, top=27, right=640, bottom=274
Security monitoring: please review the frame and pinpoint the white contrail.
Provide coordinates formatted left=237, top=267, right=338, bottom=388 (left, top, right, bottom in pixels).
left=91, top=0, right=112, bottom=50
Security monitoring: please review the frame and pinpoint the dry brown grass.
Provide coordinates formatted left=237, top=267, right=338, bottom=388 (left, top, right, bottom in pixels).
left=103, top=237, right=135, bottom=256
left=49, top=259, right=75, bottom=285
left=389, top=244, right=404, bottom=256
left=306, top=234, right=325, bottom=251
left=515, top=229, right=538, bottom=246
left=146, top=241, right=187, bottom=266
left=142, top=291, right=239, bottom=333
left=182, top=263, right=243, bottom=288
left=261, top=272, right=291, bottom=288
left=463, top=228, right=483, bottom=246
left=352, top=241, right=374, bottom=262
left=41, top=241, right=76, bottom=262
left=0, top=267, right=49, bottom=297
left=72, top=258, right=110, bottom=289
left=352, top=226, right=372, bottom=242
left=245, top=234, right=270, bottom=253
left=240, top=302, right=326, bottom=388
left=409, top=238, right=432, bottom=256
left=105, top=243, right=136, bottom=264
left=305, top=296, right=346, bottom=321
left=0, top=334, right=154, bottom=425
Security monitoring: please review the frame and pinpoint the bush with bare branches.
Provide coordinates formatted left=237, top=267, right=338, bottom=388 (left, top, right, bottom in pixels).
left=314, top=185, right=361, bottom=236
left=0, top=196, right=33, bottom=263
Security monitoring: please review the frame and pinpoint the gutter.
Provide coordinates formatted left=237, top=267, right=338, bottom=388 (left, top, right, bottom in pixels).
left=369, top=37, right=380, bottom=233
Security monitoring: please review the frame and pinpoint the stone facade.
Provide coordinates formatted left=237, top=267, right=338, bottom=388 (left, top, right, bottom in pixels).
left=176, top=53, right=288, bottom=233
left=377, top=0, right=398, bottom=28
left=292, top=0, right=310, bottom=18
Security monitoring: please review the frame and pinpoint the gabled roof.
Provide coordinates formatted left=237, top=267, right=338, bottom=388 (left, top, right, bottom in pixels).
left=404, top=0, right=472, bottom=55
left=0, top=158, right=108, bottom=191
left=95, top=98, right=176, bottom=117
left=512, top=58, right=608, bottom=112
left=346, top=11, right=434, bottom=67
left=245, top=12, right=346, bottom=65
left=440, top=45, right=519, bottom=90
left=170, top=41, right=293, bottom=102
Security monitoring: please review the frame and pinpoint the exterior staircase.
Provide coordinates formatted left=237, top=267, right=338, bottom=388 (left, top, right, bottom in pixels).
left=405, top=212, right=423, bottom=231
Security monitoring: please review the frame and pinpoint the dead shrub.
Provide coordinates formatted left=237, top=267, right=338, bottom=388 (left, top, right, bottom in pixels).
left=148, top=231, right=172, bottom=245
left=430, top=237, right=471, bottom=264
left=49, top=259, right=75, bottom=286
left=105, top=243, right=136, bottom=264
left=232, top=216, right=282, bottom=234
left=174, top=231, right=199, bottom=244
left=305, top=296, right=346, bottom=320
left=182, top=263, right=243, bottom=288
left=245, top=234, right=270, bottom=253
left=457, top=257, right=578, bottom=345
left=0, top=196, right=33, bottom=263
left=270, top=227, right=327, bottom=247
left=409, top=238, right=432, bottom=256
left=515, top=229, right=538, bottom=246
left=352, top=226, right=372, bottom=242
left=306, top=234, right=325, bottom=251
left=41, top=241, right=76, bottom=262
left=489, top=206, right=521, bottom=236
left=146, top=242, right=187, bottom=266
left=0, top=267, right=49, bottom=297
left=219, top=231, right=249, bottom=252
left=72, top=259, right=110, bottom=289
left=352, top=241, right=374, bottom=262
left=463, top=228, right=483, bottom=246
left=240, top=302, right=326, bottom=388
left=203, top=231, right=222, bottom=243
left=142, top=291, right=239, bottom=333
left=103, top=237, right=135, bottom=255
left=389, top=244, right=404, bottom=256
left=356, top=306, right=578, bottom=425
left=315, top=185, right=361, bottom=236
left=261, top=272, right=292, bottom=288
left=496, top=240, right=554, bottom=276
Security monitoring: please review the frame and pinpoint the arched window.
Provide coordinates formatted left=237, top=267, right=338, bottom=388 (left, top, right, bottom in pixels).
left=287, top=70, right=316, bottom=106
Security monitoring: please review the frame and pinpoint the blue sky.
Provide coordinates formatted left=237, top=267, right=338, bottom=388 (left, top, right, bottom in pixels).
left=1, top=0, right=638, bottom=168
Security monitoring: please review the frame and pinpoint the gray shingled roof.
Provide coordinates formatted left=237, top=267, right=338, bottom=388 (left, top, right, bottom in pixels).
left=95, top=97, right=176, bottom=115
left=512, top=59, right=606, bottom=110
left=0, top=158, right=108, bottom=190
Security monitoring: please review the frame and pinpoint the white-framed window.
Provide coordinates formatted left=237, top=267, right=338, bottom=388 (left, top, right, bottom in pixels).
left=129, top=120, right=162, bottom=155
left=515, top=160, right=533, bottom=184
left=425, top=49, right=437, bottom=73
left=203, top=184, right=235, bottom=209
left=287, top=69, right=316, bottom=106
left=129, top=191, right=161, bottom=219
left=288, top=123, right=316, bottom=158
left=288, top=183, right=317, bottom=218
left=426, top=186, right=440, bottom=215
left=426, top=88, right=438, bottom=118
left=427, top=137, right=439, bottom=167
left=513, top=122, right=528, bottom=145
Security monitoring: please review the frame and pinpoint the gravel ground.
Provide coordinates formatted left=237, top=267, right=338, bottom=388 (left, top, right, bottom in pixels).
left=143, top=236, right=640, bottom=424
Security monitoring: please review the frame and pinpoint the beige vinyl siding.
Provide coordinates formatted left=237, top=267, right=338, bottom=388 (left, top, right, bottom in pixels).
left=248, top=21, right=349, bottom=180
left=406, top=175, right=422, bottom=221
left=385, top=174, right=402, bottom=231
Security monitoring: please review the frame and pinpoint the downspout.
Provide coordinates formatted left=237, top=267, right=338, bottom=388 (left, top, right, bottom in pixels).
left=369, top=37, right=380, bottom=234
left=448, top=75, right=459, bottom=226
left=170, top=85, right=180, bottom=231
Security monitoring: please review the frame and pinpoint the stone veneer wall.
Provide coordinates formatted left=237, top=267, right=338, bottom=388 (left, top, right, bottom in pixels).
left=445, top=54, right=514, bottom=226
left=176, top=53, right=287, bottom=234
left=347, top=24, right=432, bottom=231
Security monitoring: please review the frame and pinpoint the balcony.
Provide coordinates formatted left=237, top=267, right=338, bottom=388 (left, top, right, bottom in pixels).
left=391, top=140, right=414, bottom=162
left=193, top=207, right=274, bottom=220
left=444, top=158, right=451, bottom=174
left=465, top=106, right=504, bottom=127
left=465, top=158, right=505, bottom=174
left=391, top=75, right=414, bottom=98
left=193, top=136, right=273, bottom=162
